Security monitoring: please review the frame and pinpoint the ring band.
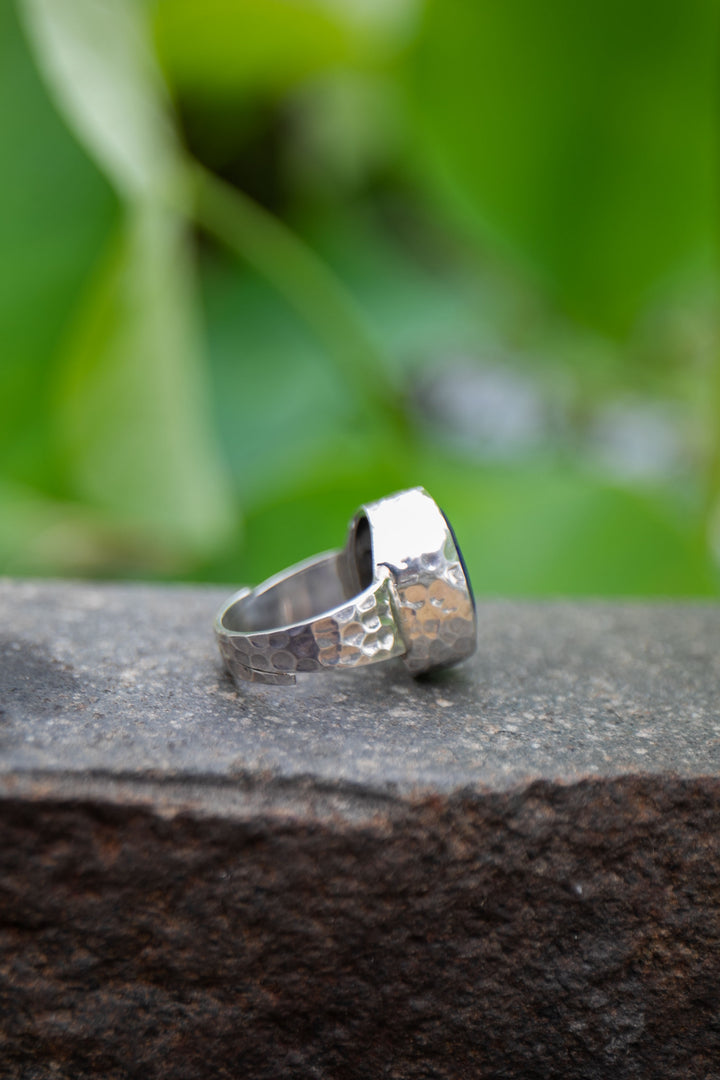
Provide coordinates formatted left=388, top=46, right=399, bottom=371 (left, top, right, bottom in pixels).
left=215, top=487, right=477, bottom=687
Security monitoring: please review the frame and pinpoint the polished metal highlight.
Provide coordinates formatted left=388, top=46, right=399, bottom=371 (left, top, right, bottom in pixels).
left=215, top=487, right=476, bottom=687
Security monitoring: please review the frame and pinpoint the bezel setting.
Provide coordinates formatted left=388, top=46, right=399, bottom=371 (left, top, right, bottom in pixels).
left=352, top=487, right=477, bottom=675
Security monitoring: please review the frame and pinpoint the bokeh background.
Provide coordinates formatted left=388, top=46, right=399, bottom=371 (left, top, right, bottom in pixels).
left=1, top=0, right=718, bottom=595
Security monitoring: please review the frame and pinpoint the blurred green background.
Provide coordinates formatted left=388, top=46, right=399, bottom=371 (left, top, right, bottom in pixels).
left=1, top=0, right=718, bottom=595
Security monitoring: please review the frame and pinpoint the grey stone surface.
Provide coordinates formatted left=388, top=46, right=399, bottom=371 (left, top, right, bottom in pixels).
left=1, top=578, right=720, bottom=800
left=2, top=578, right=720, bottom=1079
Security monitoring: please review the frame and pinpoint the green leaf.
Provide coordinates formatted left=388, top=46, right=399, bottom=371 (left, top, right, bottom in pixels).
left=0, top=2, right=117, bottom=483
left=14, top=0, right=236, bottom=568
left=53, top=206, right=235, bottom=560
left=405, top=0, right=719, bottom=334
left=153, top=0, right=399, bottom=100
left=20, top=0, right=184, bottom=203
left=423, top=460, right=718, bottom=598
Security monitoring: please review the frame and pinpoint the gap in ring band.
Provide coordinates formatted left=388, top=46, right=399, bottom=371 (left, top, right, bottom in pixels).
left=222, top=514, right=376, bottom=634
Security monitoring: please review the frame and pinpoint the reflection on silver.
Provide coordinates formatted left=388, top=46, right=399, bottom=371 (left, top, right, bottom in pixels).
left=215, top=487, right=477, bottom=687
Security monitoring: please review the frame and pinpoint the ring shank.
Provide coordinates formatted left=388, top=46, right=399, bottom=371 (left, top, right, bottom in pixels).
left=221, top=552, right=347, bottom=633
left=216, top=551, right=406, bottom=686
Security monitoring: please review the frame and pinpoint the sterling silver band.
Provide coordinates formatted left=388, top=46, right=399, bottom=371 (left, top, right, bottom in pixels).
left=215, top=487, right=477, bottom=687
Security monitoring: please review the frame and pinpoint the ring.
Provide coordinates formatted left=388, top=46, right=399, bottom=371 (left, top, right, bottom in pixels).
left=215, top=487, right=477, bottom=687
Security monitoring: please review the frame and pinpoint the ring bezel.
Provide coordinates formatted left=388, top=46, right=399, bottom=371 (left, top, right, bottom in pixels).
left=215, top=487, right=477, bottom=686
left=353, top=487, right=477, bottom=675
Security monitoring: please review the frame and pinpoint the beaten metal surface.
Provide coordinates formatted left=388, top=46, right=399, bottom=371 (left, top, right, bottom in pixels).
left=215, top=487, right=477, bottom=686
left=358, top=487, right=477, bottom=674
left=216, top=557, right=405, bottom=686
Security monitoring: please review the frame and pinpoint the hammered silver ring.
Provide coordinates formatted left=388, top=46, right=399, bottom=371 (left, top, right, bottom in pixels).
left=215, top=487, right=477, bottom=687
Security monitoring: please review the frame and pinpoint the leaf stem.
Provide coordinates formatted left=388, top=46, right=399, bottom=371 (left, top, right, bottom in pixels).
left=189, top=162, right=409, bottom=433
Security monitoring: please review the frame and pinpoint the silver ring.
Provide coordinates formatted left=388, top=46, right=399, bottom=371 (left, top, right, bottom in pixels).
left=215, top=487, right=477, bottom=687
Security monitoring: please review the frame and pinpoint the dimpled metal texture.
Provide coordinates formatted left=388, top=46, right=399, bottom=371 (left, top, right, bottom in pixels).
left=215, top=488, right=476, bottom=687
left=217, top=569, right=405, bottom=687
left=359, top=488, right=477, bottom=675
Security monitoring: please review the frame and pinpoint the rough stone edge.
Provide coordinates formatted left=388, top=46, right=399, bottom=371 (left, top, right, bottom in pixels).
left=4, top=771, right=720, bottom=1079
left=1, top=766, right=713, bottom=828
left=0, top=769, right=422, bottom=827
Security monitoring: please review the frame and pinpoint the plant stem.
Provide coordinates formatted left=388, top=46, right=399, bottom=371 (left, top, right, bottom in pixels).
left=189, top=162, right=409, bottom=433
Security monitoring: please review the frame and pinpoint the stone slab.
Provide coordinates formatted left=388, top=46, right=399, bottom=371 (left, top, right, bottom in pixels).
left=2, top=579, right=720, bottom=794
left=1, top=579, right=720, bottom=1078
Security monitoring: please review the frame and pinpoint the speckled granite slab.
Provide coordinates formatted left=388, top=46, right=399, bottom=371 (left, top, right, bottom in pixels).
left=1, top=579, right=720, bottom=1079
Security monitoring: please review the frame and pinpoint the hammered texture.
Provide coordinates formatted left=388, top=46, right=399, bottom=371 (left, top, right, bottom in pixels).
left=394, top=537, right=477, bottom=675
left=360, top=488, right=477, bottom=676
left=218, top=573, right=405, bottom=687
left=217, top=488, right=476, bottom=686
